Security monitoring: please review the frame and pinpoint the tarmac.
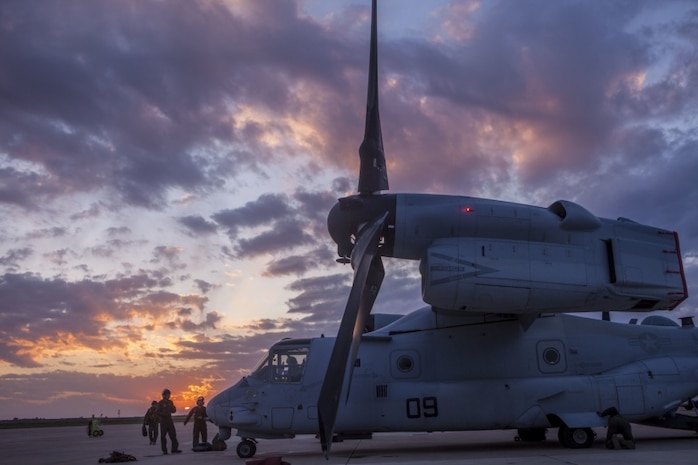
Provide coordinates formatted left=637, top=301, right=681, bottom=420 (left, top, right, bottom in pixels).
left=0, top=423, right=697, bottom=465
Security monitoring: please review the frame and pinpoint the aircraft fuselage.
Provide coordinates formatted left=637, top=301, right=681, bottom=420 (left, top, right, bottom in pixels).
left=208, top=308, right=698, bottom=449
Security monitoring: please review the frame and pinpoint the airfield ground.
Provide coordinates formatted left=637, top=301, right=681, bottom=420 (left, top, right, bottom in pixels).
left=0, top=423, right=697, bottom=465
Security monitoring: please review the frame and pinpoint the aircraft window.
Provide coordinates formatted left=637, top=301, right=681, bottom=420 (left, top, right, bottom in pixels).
left=542, top=347, right=560, bottom=365
left=397, top=355, right=414, bottom=373
left=249, top=353, right=272, bottom=380
left=270, top=347, right=308, bottom=383
left=248, top=345, right=309, bottom=383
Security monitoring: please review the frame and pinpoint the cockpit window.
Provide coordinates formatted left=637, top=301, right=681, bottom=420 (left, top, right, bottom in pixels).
left=249, top=353, right=271, bottom=380
left=249, top=344, right=308, bottom=383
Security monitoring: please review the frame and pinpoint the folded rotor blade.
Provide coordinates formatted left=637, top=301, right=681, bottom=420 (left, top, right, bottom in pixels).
left=318, top=212, right=387, bottom=458
left=358, top=0, right=389, bottom=194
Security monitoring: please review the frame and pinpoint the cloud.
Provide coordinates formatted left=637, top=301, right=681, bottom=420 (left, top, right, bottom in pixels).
left=0, top=0, right=345, bottom=210
left=210, top=189, right=338, bottom=258
left=263, top=247, right=335, bottom=277
left=194, top=279, right=216, bottom=294
left=0, top=272, right=209, bottom=367
left=285, top=273, right=350, bottom=321
left=150, top=245, right=186, bottom=268
left=357, top=0, right=698, bottom=211
left=180, top=311, right=221, bottom=331
left=0, top=248, right=33, bottom=270
left=234, top=218, right=317, bottom=258
left=178, top=215, right=219, bottom=235
left=212, top=193, right=293, bottom=240
left=0, top=167, right=51, bottom=208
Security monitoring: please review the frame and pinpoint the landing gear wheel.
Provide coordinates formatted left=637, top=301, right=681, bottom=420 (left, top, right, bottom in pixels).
left=558, top=426, right=594, bottom=448
left=236, top=439, right=257, bottom=458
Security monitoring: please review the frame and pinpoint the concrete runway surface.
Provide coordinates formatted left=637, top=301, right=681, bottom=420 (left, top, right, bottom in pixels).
left=0, top=423, right=696, bottom=465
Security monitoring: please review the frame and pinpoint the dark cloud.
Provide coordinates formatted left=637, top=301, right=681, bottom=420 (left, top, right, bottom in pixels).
left=293, top=189, right=339, bottom=240
left=210, top=189, right=336, bottom=258
left=150, top=245, right=186, bottom=268
left=178, top=215, right=218, bottom=235
left=0, top=341, right=41, bottom=368
left=26, top=227, right=68, bottom=240
left=585, top=134, right=698, bottom=241
left=235, top=218, right=317, bottom=258
left=370, top=259, right=423, bottom=314
left=180, top=310, right=221, bottom=331
left=70, top=203, right=102, bottom=221
left=174, top=336, right=248, bottom=368
left=43, top=248, right=75, bottom=266
left=2, top=0, right=695, bottom=218
left=363, top=0, right=698, bottom=211
left=212, top=193, right=293, bottom=239
left=278, top=259, right=423, bottom=329
left=194, top=279, right=215, bottom=294
left=263, top=247, right=335, bottom=277
left=0, top=247, right=33, bottom=270
left=285, top=273, right=350, bottom=321
left=0, top=168, right=51, bottom=208
left=106, top=226, right=132, bottom=236
left=0, top=0, right=348, bottom=210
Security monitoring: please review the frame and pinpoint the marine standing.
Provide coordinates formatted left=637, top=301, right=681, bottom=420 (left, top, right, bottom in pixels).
left=183, top=396, right=208, bottom=447
left=142, top=400, right=159, bottom=445
left=158, top=388, right=181, bottom=454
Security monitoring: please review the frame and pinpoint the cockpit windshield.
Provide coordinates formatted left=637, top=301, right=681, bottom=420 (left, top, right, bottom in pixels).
left=249, top=341, right=309, bottom=383
left=249, top=352, right=270, bottom=378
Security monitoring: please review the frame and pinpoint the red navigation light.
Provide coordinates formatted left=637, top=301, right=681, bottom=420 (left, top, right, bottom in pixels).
left=462, top=206, right=473, bottom=213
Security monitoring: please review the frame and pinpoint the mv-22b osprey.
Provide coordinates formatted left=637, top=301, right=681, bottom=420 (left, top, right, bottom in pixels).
left=208, top=0, right=691, bottom=459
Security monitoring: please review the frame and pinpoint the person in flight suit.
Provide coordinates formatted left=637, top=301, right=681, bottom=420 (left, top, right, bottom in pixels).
left=598, top=406, right=635, bottom=449
left=87, top=414, right=102, bottom=437
left=142, top=400, right=159, bottom=445
left=157, top=388, right=181, bottom=454
left=183, top=396, right=208, bottom=448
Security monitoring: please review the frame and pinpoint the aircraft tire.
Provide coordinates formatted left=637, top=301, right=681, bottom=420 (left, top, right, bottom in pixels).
left=236, top=439, right=257, bottom=458
left=558, top=426, right=594, bottom=448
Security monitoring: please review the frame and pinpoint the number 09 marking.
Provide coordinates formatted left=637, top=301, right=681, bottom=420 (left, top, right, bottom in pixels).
left=406, top=396, right=438, bottom=419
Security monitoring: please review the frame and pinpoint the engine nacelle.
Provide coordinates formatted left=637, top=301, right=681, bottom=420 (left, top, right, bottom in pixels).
left=421, top=228, right=687, bottom=314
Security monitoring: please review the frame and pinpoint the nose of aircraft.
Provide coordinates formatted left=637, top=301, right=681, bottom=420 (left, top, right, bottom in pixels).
left=206, top=388, right=230, bottom=427
left=207, top=380, right=262, bottom=430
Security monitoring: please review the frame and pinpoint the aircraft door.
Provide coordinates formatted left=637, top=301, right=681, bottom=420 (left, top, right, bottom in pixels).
left=256, top=341, right=310, bottom=431
left=616, top=374, right=645, bottom=415
left=596, top=379, right=618, bottom=411
left=639, top=357, right=679, bottom=414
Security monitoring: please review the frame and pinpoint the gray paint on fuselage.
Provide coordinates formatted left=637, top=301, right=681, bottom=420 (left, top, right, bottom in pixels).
left=217, top=308, right=698, bottom=439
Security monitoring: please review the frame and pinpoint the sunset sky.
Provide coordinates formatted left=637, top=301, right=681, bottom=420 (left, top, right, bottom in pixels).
left=1, top=0, right=696, bottom=420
